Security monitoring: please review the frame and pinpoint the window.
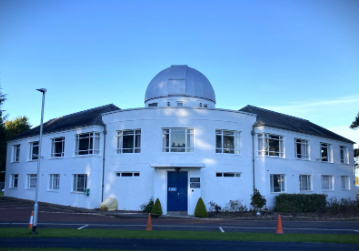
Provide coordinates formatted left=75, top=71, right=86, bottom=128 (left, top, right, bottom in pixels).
left=162, top=128, right=194, bottom=152
left=177, top=102, right=183, bottom=107
left=216, top=172, right=241, bottom=177
left=320, top=143, right=331, bottom=162
left=27, top=174, right=37, bottom=189
left=49, top=174, right=60, bottom=191
left=341, top=176, right=350, bottom=190
left=51, top=137, right=65, bottom=158
left=340, top=146, right=348, bottom=164
left=270, top=174, right=285, bottom=192
left=12, top=145, right=20, bottom=162
left=258, top=134, right=284, bottom=157
left=148, top=103, right=157, bottom=107
left=299, top=175, right=311, bottom=191
left=75, top=133, right=100, bottom=155
left=117, top=130, right=141, bottom=153
left=29, top=142, right=39, bottom=160
left=116, top=172, right=140, bottom=177
left=73, top=174, right=87, bottom=192
left=216, top=130, right=240, bottom=154
left=295, top=139, right=309, bottom=160
left=322, top=175, right=334, bottom=190
left=10, top=174, right=18, bottom=188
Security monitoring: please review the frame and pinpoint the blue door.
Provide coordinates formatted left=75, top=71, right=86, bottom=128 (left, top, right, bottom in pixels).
left=167, top=171, right=188, bottom=211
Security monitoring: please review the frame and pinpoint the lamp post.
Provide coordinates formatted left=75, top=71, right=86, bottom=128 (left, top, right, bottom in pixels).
left=32, top=88, right=47, bottom=234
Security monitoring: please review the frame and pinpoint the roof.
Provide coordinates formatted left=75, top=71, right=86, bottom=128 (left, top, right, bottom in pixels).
left=239, top=105, right=355, bottom=144
left=145, top=65, right=216, bottom=103
left=9, top=104, right=120, bottom=141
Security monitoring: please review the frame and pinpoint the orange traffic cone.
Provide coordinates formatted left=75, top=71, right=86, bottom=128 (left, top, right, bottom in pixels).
left=145, top=213, right=152, bottom=231
left=275, top=214, right=284, bottom=234
left=28, top=211, right=34, bottom=229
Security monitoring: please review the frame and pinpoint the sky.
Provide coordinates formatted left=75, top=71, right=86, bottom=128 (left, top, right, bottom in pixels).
left=0, top=0, right=358, bottom=146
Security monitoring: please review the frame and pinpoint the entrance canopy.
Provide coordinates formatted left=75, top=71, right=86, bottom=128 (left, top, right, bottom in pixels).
left=150, top=163, right=205, bottom=169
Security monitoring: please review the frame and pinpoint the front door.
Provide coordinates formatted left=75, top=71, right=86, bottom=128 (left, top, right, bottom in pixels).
left=167, top=171, right=188, bottom=211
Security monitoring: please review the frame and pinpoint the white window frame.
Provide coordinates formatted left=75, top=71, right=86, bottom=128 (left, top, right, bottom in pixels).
left=258, top=134, right=284, bottom=157
left=319, top=143, right=332, bottom=162
left=12, top=145, right=20, bottom=162
left=72, top=174, right=87, bottom=192
left=321, top=175, right=334, bottom=191
left=49, top=174, right=60, bottom=191
left=270, top=174, right=285, bottom=193
left=216, top=130, right=240, bottom=154
left=10, top=174, right=19, bottom=188
left=299, top=175, right=312, bottom=191
left=162, top=128, right=194, bottom=153
left=117, top=130, right=141, bottom=154
left=295, top=139, right=309, bottom=160
left=26, top=174, right=37, bottom=189
left=75, top=132, right=100, bottom=156
left=116, top=172, right=140, bottom=177
left=51, top=137, right=65, bottom=158
left=216, top=172, right=241, bottom=178
left=340, top=146, right=348, bottom=164
left=341, top=176, right=350, bottom=190
left=29, top=141, right=39, bottom=160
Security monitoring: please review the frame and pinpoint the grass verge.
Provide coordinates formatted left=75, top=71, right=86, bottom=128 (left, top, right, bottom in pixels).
left=0, top=249, right=139, bottom=251
left=0, top=228, right=358, bottom=244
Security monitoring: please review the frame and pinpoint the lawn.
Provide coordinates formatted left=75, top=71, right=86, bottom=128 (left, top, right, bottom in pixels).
left=0, top=228, right=358, bottom=244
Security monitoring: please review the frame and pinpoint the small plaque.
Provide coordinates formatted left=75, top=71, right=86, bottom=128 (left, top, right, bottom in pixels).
left=190, top=177, right=200, bottom=182
left=168, top=187, right=177, bottom=192
left=190, top=183, right=200, bottom=188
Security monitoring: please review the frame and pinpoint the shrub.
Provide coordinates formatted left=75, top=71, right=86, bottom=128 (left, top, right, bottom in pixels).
left=274, top=193, right=326, bottom=213
left=194, top=197, right=208, bottom=218
left=208, top=201, right=221, bottom=213
left=223, top=200, right=248, bottom=212
left=151, top=198, right=163, bottom=216
left=250, top=189, right=266, bottom=210
left=326, top=197, right=359, bottom=215
left=140, top=196, right=154, bottom=213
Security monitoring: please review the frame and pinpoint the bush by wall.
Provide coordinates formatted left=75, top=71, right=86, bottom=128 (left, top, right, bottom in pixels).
left=326, top=197, right=359, bottom=215
left=194, top=197, right=208, bottom=218
left=250, top=189, right=267, bottom=210
left=151, top=198, right=163, bottom=216
left=274, top=193, right=326, bottom=213
left=140, top=197, right=154, bottom=213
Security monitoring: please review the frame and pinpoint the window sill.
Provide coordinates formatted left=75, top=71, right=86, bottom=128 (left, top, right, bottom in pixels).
left=342, top=189, right=350, bottom=191
left=8, top=187, right=17, bottom=189
left=216, top=153, right=241, bottom=156
left=73, top=155, right=101, bottom=158
left=270, top=191, right=285, bottom=194
left=71, top=191, right=86, bottom=194
left=49, top=157, right=64, bottom=160
left=295, top=158, right=310, bottom=161
left=10, top=162, right=20, bottom=164
left=161, top=152, right=195, bottom=154
left=257, top=155, right=285, bottom=159
left=26, top=160, right=38, bottom=162
left=316, top=161, right=333, bottom=164
left=25, top=188, right=36, bottom=190
left=340, top=163, right=350, bottom=165
left=322, top=190, right=335, bottom=192
left=47, top=190, right=59, bottom=192
left=116, top=153, right=141, bottom=155
left=300, top=190, right=313, bottom=193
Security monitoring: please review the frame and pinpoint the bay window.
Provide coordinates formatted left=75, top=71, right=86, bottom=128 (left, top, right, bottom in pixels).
left=258, top=134, right=284, bottom=157
left=75, top=133, right=100, bottom=155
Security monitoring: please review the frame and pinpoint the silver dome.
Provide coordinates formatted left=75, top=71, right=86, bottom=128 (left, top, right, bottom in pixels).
left=145, top=65, right=216, bottom=103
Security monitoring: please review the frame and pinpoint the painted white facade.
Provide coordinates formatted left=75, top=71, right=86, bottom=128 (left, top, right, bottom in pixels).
left=4, top=65, right=356, bottom=214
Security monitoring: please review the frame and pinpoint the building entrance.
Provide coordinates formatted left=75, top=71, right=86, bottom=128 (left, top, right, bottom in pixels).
left=167, top=171, right=188, bottom=211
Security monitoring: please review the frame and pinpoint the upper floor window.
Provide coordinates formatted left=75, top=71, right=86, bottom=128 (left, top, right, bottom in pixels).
left=49, top=174, right=60, bottom=191
left=299, top=175, right=311, bottom=191
left=12, top=145, right=20, bottom=162
left=322, top=175, right=334, bottom=190
left=340, top=146, right=348, bottom=164
left=216, top=130, right=240, bottom=154
left=148, top=103, right=157, bottom=107
left=10, top=174, right=18, bottom=188
left=258, top=134, right=284, bottom=157
left=29, top=141, right=39, bottom=160
left=117, top=130, right=141, bottom=153
left=295, top=139, right=309, bottom=160
left=51, top=137, right=65, bottom=158
left=320, top=143, right=331, bottom=162
left=27, top=174, right=37, bottom=189
left=270, top=174, right=285, bottom=193
left=75, top=133, right=100, bottom=155
left=162, top=128, right=194, bottom=152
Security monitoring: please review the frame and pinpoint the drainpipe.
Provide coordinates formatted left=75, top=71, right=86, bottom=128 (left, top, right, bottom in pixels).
left=251, top=127, right=256, bottom=191
left=101, top=125, right=107, bottom=203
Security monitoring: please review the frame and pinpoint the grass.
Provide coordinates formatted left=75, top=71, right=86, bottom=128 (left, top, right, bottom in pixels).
left=0, top=249, right=140, bottom=251
left=0, top=192, right=4, bottom=196
left=0, top=228, right=358, bottom=244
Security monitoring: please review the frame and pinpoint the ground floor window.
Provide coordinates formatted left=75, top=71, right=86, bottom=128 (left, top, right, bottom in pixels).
left=73, top=174, right=87, bottom=192
left=10, top=174, right=18, bottom=188
left=270, top=174, right=285, bottom=193
left=49, top=174, right=60, bottom=191
left=216, top=172, right=241, bottom=177
left=27, top=174, right=37, bottom=189
left=299, top=175, right=311, bottom=191
left=341, top=176, right=350, bottom=190
left=322, top=175, right=334, bottom=191
left=116, top=172, right=140, bottom=177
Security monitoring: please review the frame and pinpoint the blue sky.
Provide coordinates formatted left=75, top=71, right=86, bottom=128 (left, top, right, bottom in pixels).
left=0, top=0, right=358, bottom=145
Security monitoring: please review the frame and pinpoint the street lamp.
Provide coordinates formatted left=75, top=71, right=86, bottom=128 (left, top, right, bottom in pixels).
left=32, top=88, right=47, bottom=234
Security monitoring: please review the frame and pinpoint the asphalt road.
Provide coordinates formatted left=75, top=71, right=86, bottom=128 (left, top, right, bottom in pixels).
left=1, top=199, right=359, bottom=234
left=1, top=237, right=359, bottom=251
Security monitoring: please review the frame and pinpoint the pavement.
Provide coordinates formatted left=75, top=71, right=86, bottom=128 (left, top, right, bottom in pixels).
left=1, top=197, right=359, bottom=234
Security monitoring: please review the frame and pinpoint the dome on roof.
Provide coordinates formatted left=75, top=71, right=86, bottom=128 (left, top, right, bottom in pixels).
left=145, top=65, right=216, bottom=104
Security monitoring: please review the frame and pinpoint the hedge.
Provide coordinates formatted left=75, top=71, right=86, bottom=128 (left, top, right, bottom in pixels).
left=274, top=193, right=326, bottom=213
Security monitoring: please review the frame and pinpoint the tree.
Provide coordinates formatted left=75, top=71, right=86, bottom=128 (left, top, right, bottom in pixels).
left=250, top=188, right=267, bottom=210
left=350, top=111, right=359, bottom=185
left=5, top=116, right=31, bottom=140
left=350, top=111, right=359, bottom=129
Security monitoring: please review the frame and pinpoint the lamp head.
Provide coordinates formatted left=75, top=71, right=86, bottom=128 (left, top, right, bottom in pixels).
left=36, top=88, right=47, bottom=93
